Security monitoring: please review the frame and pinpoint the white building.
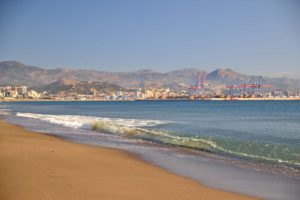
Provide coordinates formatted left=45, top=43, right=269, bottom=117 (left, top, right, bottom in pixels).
left=27, top=90, right=40, bottom=99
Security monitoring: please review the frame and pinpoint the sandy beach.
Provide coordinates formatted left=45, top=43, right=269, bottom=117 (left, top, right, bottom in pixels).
left=0, top=120, right=257, bottom=200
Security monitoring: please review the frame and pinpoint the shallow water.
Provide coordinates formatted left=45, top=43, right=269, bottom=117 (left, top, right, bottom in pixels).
left=2, top=100, right=300, bottom=167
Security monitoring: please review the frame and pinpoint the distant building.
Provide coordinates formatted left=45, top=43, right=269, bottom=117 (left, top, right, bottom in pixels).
left=27, top=90, right=40, bottom=99
left=16, top=86, right=28, bottom=95
left=145, top=89, right=154, bottom=98
left=6, top=90, right=18, bottom=98
left=21, top=86, right=28, bottom=94
left=90, top=88, right=97, bottom=97
left=134, top=90, right=141, bottom=99
left=116, top=91, right=123, bottom=97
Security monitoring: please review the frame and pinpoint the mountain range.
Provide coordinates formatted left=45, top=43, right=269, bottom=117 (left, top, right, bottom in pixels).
left=1, top=61, right=300, bottom=91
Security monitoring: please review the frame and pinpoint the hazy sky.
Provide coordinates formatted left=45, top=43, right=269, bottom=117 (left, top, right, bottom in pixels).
left=1, top=0, right=300, bottom=76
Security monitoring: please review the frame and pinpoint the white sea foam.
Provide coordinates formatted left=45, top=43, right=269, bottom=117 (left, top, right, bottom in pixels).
left=15, top=112, right=171, bottom=130
left=15, top=112, right=300, bottom=166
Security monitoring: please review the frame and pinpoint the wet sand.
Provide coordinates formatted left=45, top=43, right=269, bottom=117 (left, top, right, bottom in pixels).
left=0, top=120, right=256, bottom=200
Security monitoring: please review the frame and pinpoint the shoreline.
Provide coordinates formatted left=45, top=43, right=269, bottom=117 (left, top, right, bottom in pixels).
left=1, top=97, right=300, bottom=102
left=0, top=120, right=256, bottom=200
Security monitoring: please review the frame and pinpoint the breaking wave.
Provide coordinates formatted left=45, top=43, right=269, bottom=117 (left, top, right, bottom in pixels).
left=15, top=112, right=300, bottom=166
left=16, top=112, right=169, bottom=129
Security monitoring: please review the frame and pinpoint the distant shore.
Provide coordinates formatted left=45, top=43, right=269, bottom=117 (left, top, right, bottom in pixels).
left=0, top=120, right=256, bottom=200
left=1, top=96, right=300, bottom=102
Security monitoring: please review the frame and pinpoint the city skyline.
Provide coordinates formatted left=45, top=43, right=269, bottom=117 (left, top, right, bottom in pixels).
left=1, top=0, right=300, bottom=77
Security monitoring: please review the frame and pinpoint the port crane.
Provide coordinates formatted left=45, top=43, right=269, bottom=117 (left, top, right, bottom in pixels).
left=226, top=83, right=272, bottom=95
left=190, top=71, right=206, bottom=94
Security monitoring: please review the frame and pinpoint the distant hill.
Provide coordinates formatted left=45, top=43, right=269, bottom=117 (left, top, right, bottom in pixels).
left=31, top=79, right=126, bottom=94
left=1, top=61, right=300, bottom=90
left=0, top=61, right=54, bottom=86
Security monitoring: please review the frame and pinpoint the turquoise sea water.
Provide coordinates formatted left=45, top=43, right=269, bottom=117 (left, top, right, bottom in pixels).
left=1, top=100, right=299, bottom=169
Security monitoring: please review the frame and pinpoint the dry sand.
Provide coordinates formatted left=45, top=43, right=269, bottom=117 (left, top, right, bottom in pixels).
left=0, top=120, right=257, bottom=200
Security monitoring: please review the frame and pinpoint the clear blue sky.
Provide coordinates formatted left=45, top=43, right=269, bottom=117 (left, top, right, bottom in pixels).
left=1, top=0, right=299, bottom=77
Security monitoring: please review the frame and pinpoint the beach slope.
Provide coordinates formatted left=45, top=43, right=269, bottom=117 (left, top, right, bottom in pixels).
left=0, top=120, right=256, bottom=200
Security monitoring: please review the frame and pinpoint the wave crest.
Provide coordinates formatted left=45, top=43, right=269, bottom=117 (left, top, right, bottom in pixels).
left=16, top=112, right=171, bottom=129
left=15, top=112, right=300, bottom=166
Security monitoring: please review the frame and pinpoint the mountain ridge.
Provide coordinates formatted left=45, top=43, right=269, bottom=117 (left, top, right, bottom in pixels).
left=1, top=61, right=299, bottom=90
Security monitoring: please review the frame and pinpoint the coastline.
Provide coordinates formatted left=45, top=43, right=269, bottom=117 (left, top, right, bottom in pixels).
left=0, top=96, right=300, bottom=102
left=0, top=120, right=256, bottom=200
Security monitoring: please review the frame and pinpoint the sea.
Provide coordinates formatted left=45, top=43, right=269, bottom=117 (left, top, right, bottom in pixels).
left=1, top=100, right=300, bottom=199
